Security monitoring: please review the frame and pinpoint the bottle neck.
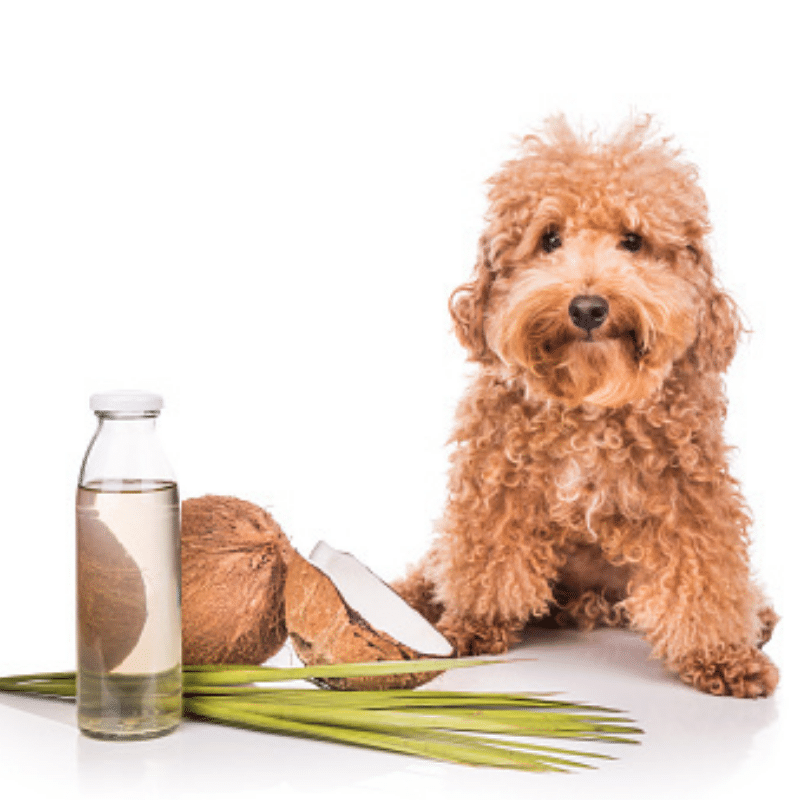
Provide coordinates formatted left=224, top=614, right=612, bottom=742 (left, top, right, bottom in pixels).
left=95, top=413, right=159, bottom=433
left=79, top=412, right=176, bottom=488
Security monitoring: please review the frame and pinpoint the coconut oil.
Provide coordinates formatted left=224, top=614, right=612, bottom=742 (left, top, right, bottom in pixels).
left=76, top=392, right=181, bottom=740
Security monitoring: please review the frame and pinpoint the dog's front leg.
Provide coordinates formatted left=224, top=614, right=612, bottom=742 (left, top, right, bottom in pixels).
left=422, top=481, right=560, bottom=656
left=624, top=481, right=779, bottom=698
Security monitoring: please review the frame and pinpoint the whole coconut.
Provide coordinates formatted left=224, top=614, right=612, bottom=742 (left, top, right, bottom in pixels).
left=181, top=495, right=291, bottom=664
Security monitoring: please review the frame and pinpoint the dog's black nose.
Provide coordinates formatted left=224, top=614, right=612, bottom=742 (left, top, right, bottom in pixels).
left=569, top=295, right=609, bottom=332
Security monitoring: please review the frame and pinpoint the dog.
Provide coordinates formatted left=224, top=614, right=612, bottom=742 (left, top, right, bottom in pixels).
left=395, top=116, right=779, bottom=698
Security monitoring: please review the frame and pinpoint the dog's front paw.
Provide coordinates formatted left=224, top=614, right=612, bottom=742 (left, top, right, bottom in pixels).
left=676, top=645, right=779, bottom=698
left=437, top=613, right=522, bottom=656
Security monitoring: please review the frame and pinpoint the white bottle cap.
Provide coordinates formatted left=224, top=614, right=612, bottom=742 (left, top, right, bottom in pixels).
left=90, top=390, right=164, bottom=413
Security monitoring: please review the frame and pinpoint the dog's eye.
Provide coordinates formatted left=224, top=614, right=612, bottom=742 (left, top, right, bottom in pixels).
left=540, top=229, right=562, bottom=254
left=620, top=232, right=643, bottom=253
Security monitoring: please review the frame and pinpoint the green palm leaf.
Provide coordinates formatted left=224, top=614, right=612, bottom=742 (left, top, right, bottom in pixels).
left=0, top=659, right=642, bottom=772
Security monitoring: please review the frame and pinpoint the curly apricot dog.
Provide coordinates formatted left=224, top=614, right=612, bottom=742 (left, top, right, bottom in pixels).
left=396, top=116, right=779, bottom=698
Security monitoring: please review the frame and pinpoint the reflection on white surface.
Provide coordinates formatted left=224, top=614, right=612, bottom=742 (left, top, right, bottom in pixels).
left=0, top=626, right=789, bottom=800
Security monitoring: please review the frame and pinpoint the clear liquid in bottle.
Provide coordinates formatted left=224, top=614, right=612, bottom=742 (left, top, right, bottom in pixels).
left=76, top=479, right=181, bottom=739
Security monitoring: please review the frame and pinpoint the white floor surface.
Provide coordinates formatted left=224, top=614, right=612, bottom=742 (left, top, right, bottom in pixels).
left=1, top=625, right=793, bottom=800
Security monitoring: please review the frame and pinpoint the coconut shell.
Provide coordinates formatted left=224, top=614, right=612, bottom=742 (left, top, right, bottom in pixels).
left=77, top=513, right=147, bottom=673
left=284, top=549, right=444, bottom=690
left=181, top=495, right=290, bottom=664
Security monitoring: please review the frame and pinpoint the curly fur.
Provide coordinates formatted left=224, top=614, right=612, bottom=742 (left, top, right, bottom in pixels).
left=395, top=116, right=779, bottom=698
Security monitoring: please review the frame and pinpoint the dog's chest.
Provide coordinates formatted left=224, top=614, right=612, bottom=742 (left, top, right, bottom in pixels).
left=535, top=426, right=627, bottom=537
left=552, top=454, right=596, bottom=504
left=550, top=452, right=609, bottom=531
left=494, top=390, right=649, bottom=533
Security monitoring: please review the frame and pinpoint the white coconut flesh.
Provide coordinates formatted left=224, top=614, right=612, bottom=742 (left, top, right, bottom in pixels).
left=309, top=541, right=452, bottom=657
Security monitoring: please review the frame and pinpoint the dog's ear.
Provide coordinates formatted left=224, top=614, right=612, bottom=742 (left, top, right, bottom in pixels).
left=449, top=235, right=496, bottom=363
left=687, top=245, right=743, bottom=373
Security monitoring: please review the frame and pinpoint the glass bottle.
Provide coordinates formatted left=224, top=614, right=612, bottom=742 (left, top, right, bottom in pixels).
left=76, top=390, right=181, bottom=739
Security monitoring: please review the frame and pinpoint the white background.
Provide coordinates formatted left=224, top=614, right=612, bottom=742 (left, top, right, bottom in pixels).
left=0, top=2, right=797, bottom=798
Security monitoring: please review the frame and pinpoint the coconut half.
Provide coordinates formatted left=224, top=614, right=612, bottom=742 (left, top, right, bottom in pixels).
left=284, top=541, right=453, bottom=689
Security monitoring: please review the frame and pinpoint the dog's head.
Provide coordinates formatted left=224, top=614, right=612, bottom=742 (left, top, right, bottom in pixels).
left=452, top=116, right=741, bottom=408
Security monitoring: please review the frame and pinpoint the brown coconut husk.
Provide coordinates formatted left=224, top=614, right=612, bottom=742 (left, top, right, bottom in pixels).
left=284, top=548, right=448, bottom=690
left=181, top=495, right=291, bottom=664
left=77, top=513, right=148, bottom=673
